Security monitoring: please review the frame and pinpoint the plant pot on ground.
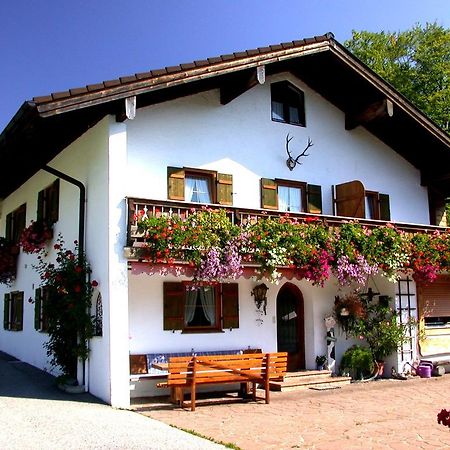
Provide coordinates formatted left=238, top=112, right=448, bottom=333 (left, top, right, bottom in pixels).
left=340, top=345, right=374, bottom=380
left=315, top=355, right=327, bottom=370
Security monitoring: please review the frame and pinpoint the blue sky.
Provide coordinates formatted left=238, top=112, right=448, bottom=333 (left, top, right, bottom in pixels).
left=1, top=0, right=449, bottom=131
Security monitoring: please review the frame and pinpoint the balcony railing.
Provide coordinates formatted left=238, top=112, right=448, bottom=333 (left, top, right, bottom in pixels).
left=126, top=197, right=446, bottom=248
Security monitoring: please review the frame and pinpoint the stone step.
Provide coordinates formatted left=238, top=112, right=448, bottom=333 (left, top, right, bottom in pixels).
left=270, top=374, right=351, bottom=392
left=284, top=370, right=333, bottom=380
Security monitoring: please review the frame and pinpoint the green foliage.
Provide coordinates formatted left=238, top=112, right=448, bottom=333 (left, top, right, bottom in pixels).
left=340, top=345, right=374, bottom=379
left=338, top=294, right=411, bottom=362
left=35, top=235, right=95, bottom=377
left=345, top=23, right=450, bottom=132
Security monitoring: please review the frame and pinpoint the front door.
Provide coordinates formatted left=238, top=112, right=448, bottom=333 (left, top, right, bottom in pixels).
left=276, top=283, right=305, bottom=371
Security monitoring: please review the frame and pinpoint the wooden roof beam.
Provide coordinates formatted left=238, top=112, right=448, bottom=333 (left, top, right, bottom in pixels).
left=345, top=98, right=394, bottom=130
left=220, top=66, right=265, bottom=105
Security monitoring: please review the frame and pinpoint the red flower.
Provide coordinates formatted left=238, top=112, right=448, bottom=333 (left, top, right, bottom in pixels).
left=73, top=285, right=81, bottom=293
left=91, top=280, right=99, bottom=287
left=54, top=244, right=61, bottom=250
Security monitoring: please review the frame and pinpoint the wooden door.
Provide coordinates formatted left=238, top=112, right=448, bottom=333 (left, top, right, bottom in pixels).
left=276, top=283, right=305, bottom=371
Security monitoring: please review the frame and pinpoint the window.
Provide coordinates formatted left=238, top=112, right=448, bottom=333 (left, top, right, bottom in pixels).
left=5, top=204, right=26, bottom=244
left=335, top=180, right=390, bottom=220
left=185, top=173, right=213, bottom=203
left=260, top=178, right=322, bottom=214
left=3, top=291, right=24, bottom=331
left=163, top=282, right=239, bottom=332
left=34, top=287, right=49, bottom=332
left=271, top=81, right=306, bottom=127
left=167, top=167, right=233, bottom=205
left=38, top=179, right=60, bottom=225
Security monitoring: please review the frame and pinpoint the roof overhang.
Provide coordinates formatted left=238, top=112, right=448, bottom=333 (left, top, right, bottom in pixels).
left=1, top=34, right=450, bottom=199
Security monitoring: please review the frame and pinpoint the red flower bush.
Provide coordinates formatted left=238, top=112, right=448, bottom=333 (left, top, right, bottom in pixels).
left=19, top=220, right=53, bottom=254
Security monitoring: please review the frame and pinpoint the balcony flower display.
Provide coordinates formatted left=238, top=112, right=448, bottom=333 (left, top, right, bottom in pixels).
left=0, top=237, right=19, bottom=285
left=19, top=220, right=53, bottom=254
left=135, top=208, right=450, bottom=287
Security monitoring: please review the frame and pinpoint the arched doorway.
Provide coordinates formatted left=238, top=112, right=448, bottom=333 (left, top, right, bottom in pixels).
left=276, top=282, right=305, bottom=371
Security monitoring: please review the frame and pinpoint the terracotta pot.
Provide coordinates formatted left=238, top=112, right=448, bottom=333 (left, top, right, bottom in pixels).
left=375, top=360, right=385, bottom=377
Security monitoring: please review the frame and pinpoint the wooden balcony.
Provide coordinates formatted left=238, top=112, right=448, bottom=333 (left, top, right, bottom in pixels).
left=126, top=197, right=447, bottom=251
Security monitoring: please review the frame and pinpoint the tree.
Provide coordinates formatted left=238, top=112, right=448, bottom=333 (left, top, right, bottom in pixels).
left=345, top=23, right=450, bottom=133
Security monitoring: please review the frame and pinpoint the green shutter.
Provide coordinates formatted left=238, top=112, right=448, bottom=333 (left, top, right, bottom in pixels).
left=163, top=282, right=184, bottom=330
left=13, top=292, right=24, bottom=331
left=14, top=204, right=27, bottom=244
left=49, top=179, right=60, bottom=224
left=5, top=213, right=12, bottom=243
left=37, top=190, right=45, bottom=222
left=167, top=167, right=185, bottom=201
left=222, top=283, right=239, bottom=329
left=217, top=173, right=233, bottom=205
left=261, top=178, right=278, bottom=209
left=34, top=288, right=42, bottom=331
left=3, top=294, right=11, bottom=330
left=379, top=194, right=391, bottom=221
left=307, top=184, right=322, bottom=214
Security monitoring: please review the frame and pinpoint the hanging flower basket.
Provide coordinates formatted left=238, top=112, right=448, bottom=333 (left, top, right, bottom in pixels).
left=0, top=237, right=19, bottom=285
left=19, top=220, right=53, bottom=254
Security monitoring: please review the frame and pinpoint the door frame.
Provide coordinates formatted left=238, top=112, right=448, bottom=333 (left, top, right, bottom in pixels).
left=276, top=282, right=305, bottom=371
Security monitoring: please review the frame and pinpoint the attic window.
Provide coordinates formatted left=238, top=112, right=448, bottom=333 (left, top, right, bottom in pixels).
left=271, top=81, right=305, bottom=127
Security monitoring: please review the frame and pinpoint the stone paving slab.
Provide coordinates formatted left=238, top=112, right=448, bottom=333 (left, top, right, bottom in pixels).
left=137, top=375, right=450, bottom=449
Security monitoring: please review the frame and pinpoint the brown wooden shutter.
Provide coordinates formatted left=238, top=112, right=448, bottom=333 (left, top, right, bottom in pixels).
left=261, top=178, right=278, bottom=209
left=379, top=194, right=391, bottom=221
left=49, top=179, right=60, bottom=224
left=13, top=292, right=24, bottom=331
left=222, top=283, right=239, bottom=329
left=35, top=288, right=42, bottom=330
left=3, top=293, right=11, bottom=330
left=167, top=167, right=185, bottom=201
left=163, top=282, right=184, bottom=330
left=306, top=184, right=322, bottom=214
left=217, top=173, right=233, bottom=205
left=335, top=180, right=365, bottom=218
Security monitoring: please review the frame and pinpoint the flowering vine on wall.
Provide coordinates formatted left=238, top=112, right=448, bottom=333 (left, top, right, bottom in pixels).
left=136, top=208, right=450, bottom=285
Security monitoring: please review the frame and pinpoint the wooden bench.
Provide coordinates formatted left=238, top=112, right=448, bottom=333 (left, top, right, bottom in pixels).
left=157, top=352, right=287, bottom=411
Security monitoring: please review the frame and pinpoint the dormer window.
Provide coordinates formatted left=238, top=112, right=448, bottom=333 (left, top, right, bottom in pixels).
left=271, top=81, right=306, bottom=127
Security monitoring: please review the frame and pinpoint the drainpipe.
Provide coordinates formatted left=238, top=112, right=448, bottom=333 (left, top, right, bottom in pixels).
left=42, top=165, right=88, bottom=390
left=42, top=165, right=85, bottom=257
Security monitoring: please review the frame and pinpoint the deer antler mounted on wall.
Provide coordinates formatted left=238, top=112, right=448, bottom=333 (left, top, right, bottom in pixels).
left=285, top=134, right=313, bottom=171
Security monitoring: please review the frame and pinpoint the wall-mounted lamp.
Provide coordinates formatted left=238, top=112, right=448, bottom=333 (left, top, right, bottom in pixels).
left=251, top=283, right=268, bottom=315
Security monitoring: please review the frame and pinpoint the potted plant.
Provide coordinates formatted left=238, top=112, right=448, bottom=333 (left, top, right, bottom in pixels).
left=340, top=345, right=374, bottom=380
left=315, top=355, right=327, bottom=370
left=34, top=235, right=97, bottom=385
left=19, top=220, right=53, bottom=254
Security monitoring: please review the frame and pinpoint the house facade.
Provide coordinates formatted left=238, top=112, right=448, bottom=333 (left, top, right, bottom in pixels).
left=1, top=34, right=450, bottom=408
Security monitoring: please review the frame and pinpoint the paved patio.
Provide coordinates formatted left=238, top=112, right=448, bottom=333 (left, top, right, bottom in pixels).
left=134, top=375, right=450, bottom=449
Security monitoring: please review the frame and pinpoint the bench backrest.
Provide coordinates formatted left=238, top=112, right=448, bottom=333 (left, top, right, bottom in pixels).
left=167, top=352, right=287, bottom=385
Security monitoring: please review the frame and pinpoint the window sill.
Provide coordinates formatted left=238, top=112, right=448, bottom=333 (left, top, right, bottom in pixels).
left=271, top=118, right=306, bottom=127
left=181, top=329, right=225, bottom=334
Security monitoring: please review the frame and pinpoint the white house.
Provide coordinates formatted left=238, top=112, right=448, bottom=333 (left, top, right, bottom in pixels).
left=1, top=33, right=450, bottom=408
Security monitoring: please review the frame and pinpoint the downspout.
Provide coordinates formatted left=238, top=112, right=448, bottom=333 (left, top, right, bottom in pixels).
left=42, top=165, right=89, bottom=390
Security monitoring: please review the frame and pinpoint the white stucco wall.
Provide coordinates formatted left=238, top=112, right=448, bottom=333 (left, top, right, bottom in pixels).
left=0, top=117, right=117, bottom=405
left=126, top=73, right=429, bottom=224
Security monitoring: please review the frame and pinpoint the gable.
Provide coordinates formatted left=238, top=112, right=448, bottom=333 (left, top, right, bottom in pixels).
left=1, top=33, right=450, bottom=199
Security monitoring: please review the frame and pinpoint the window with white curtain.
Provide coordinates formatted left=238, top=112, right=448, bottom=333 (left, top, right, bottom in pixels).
left=278, top=185, right=302, bottom=212
left=185, top=285, right=217, bottom=328
left=185, top=175, right=212, bottom=203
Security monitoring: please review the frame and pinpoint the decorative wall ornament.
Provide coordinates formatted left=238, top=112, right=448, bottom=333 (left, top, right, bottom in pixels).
left=285, top=134, right=313, bottom=170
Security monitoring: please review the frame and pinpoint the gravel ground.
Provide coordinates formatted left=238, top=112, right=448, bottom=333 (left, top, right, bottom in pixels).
left=0, top=352, right=225, bottom=450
